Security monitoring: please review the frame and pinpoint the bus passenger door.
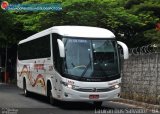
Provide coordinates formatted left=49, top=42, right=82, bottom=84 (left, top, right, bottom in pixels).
left=53, top=72, right=61, bottom=98
left=52, top=33, right=63, bottom=98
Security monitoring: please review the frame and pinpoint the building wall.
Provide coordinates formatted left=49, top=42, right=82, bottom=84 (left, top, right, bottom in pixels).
left=121, top=53, right=160, bottom=105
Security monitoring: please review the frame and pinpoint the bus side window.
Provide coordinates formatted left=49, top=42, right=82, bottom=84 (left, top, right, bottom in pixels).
left=52, top=34, right=63, bottom=74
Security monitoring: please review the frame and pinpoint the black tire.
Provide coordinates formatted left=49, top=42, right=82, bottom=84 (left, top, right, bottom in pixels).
left=93, top=101, right=103, bottom=107
left=23, top=79, right=29, bottom=97
left=48, top=89, right=57, bottom=105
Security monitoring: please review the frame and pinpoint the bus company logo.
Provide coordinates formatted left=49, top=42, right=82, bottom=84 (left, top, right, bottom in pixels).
left=92, top=88, right=97, bottom=92
left=1, top=1, right=9, bottom=10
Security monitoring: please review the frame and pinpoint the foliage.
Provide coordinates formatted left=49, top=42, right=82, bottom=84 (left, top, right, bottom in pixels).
left=0, top=9, right=16, bottom=47
left=0, top=0, right=160, bottom=47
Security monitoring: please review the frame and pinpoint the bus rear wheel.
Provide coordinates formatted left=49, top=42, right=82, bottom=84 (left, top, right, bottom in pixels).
left=23, top=79, right=29, bottom=97
left=93, top=101, right=102, bottom=107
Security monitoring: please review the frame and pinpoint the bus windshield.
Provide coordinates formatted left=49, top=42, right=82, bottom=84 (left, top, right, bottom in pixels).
left=62, top=37, right=120, bottom=81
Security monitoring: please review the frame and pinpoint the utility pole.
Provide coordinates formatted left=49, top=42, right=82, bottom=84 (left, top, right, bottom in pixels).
left=4, top=45, right=7, bottom=83
left=0, top=55, right=1, bottom=82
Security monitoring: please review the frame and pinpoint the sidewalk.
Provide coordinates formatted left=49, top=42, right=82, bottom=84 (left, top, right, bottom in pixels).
left=113, top=98, right=160, bottom=112
left=0, top=82, right=17, bottom=88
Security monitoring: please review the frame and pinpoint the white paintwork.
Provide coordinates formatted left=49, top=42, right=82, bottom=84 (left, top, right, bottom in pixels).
left=19, top=26, right=115, bottom=44
left=17, top=26, right=128, bottom=102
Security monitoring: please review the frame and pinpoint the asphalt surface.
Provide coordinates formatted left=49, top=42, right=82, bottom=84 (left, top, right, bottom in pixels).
left=0, top=83, right=154, bottom=114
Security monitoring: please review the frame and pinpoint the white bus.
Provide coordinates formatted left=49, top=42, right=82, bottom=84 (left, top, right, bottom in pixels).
left=17, top=26, right=129, bottom=107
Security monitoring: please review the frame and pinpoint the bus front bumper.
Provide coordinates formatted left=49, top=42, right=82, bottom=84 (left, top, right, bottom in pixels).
left=59, top=87, right=120, bottom=101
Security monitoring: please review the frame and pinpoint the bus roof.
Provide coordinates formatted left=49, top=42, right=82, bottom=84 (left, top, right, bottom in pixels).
left=19, top=26, right=115, bottom=44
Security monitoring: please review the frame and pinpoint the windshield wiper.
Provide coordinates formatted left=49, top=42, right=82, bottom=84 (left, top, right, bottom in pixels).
left=80, top=51, right=93, bottom=78
left=80, top=41, right=93, bottom=78
left=80, top=60, right=91, bottom=78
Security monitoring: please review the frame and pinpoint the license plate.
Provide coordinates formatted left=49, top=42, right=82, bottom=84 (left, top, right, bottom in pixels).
left=89, top=95, right=99, bottom=99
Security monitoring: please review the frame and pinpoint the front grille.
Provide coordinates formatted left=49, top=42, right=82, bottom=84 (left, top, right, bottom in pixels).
left=74, top=87, right=116, bottom=92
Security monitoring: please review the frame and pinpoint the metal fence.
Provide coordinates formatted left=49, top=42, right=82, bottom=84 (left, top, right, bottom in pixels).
left=129, top=44, right=160, bottom=55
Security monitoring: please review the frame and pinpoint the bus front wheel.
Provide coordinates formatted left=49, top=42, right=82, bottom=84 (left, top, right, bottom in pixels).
left=48, top=90, right=57, bottom=105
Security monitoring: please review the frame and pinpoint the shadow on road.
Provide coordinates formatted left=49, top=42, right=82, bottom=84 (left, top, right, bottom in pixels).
left=57, top=101, right=110, bottom=110
left=20, top=92, right=111, bottom=110
left=19, top=92, right=49, bottom=104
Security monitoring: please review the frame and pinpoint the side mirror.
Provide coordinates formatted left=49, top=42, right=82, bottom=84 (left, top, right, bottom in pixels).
left=117, top=41, right=129, bottom=59
left=57, top=39, right=65, bottom=58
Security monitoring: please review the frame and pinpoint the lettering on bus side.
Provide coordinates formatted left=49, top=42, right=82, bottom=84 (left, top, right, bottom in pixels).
left=34, top=64, right=45, bottom=70
left=67, top=80, right=74, bottom=84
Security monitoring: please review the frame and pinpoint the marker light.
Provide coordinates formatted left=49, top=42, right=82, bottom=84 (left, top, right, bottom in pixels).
left=61, top=81, right=78, bottom=89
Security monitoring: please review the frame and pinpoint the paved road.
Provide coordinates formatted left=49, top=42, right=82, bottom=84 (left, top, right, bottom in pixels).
left=0, top=83, right=152, bottom=114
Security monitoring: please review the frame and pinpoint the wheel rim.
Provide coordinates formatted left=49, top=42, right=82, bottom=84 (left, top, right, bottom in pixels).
left=24, top=89, right=27, bottom=95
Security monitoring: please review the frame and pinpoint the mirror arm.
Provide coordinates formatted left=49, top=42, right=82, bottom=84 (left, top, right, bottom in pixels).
left=117, top=41, right=129, bottom=59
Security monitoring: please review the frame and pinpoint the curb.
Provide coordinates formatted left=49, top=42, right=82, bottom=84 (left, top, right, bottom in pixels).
left=0, top=82, right=17, bottom=87
left=113, top=98, right=160, bottom=112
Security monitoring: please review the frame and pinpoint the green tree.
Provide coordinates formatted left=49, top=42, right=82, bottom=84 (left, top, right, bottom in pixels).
left=1, top=0, right=160, bottom=47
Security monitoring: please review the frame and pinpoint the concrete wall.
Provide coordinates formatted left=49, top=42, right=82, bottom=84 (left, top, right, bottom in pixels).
left=121, top=53, right=160, bottom=105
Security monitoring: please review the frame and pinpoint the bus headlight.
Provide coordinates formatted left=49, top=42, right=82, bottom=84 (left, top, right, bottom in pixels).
left=114, top=84, right=120, bottom=89
left=109, top=84, right=120, bottom=90
left=61, top=81, right=78, bottom=89
left=67, top=84, right=77, bottom=89
left=67, top=84, right=73, bottom=89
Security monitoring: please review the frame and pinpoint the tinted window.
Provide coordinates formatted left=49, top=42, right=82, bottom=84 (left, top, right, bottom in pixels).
left=18, top=35, right=51, bottom=60
left=62, top=38, right=120, bottom=81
